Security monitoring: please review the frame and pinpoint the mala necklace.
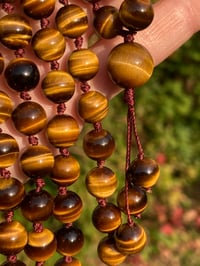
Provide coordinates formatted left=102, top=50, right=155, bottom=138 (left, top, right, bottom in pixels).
left=0, top=0, right=160, bottom=265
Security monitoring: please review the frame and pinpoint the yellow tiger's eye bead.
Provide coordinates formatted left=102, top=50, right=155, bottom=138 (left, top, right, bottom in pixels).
left=107, top=42, right=154, bottom=88
left=55, top=257, right=81, bottom=266
left=0, top=91, right=13, bottom=124
left=0, top=14, right=32, bottom=49
left=56, top=4, right=88, bottom=38
left=68, top=49, right=99, bottom=81
left=0, top=53, right=4, bottom=74
left=32, top=28, right=66, bottom=61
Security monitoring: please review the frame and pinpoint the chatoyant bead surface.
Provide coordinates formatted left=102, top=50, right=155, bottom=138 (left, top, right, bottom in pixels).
left=32, top=28, right=66, bottom=61
left=55, top=257, right=81, bottom=266
left=78, top=91, right=109, bottom=123
left=107, top=42, right=154, bottom=88
left=0, top=53, right=4, bottom=74
left=56, top=4, right=88, bottom=38
left=42, top=70, right=75, bottom=103
left=12, top=101, right=47, bottom=135
left=0, top=91, right=13, bottom=124
left=0, top=14, right=32, bottom=49
left=119, top=0, right=154, bottom=31
left=1, top=260, right=26, bottom=266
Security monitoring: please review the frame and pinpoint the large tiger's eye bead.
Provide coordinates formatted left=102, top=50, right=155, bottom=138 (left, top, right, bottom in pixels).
left=0, top=53, right=4, bottom=74
left=12, top=101, right=47, bottom=135
left=24, top=228, right=57, bottom=261
left=46, top=115, right=80, bottom=148
left=0, top=91, right=13, bottom=124
left=32, top=28, right=66, bottom=61
left=86, top=166, right=117, bottom=198
left=68, top=49, right=99, bottom=81
left=0, top=221, right=28, bottom=255
left=107, top=42, right=154, bottom=88
left=53, top=191, right=83, bottom=223
left=20, top=145, right=54, bottom=178
left=56, top=4, right=88, bottom=38
left=42, top=70, right=75, bottom=104
left=52, top=155, right=80, bottom=186
left=0, top=133, right=19, bottom=168
left=127, top=157, right=160, bottom=189
left=0, top=14, right=32, bottom=49
left=119, top=0, right=154, bottom=31
left=78, top=91, right=108, bottom=123
left=115, top=223, right=147, bottom=255
left=1, top=260, right=26, bottom=266
left=4, top=58, right=40, bottom=92
left=83, top=129, right=115, bottom=160
left=21, top=0, right=56, bottom=20
left=55, top=257, right=81, bottom=266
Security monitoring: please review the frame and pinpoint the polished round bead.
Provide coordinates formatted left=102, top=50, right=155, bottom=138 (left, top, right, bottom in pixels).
left=86, top=166, right=117, bottom=198
left=46, top=115, right=80, bottom=148
left=24, top=228, right=57, bottom=261
left=115, top=223, right=147, bottom=255
left=56, top=225, right=84, bottom=256
left=0, top=221, right=28, bottom=255
left=12, top=101, right=47, bottom=135
left=21, top=0, right=56, bottom=20
left=32, top=28, right=66, bottom=61
left=55, top=257, right=81, bottom=266
left=21, top=189, right=54, bottom=222
left=56, top=4, right=88, bottom=38
left=53, top=191, right=83, bottom=223
left=127, top=157, right=160, bottom=188
left=68, top=49, right=99, bottom=81
left=0, top=91, right=13, bottom=124
left=107, top=42, right=154, bottom=88
left=0, top=133, right=19, bottom=168
left=119, top=0, right=154, bottom=31
left=0, top=14, right=32, bottom=49
left=83, top=129, right=115, bottom=160
left=20, top=145, right=54, bottom=178
left=1, top=260, right=26, bottom=266
left=52, top=155, right=80, bottom=186
left=0, top=53, right=4, bottom=74
left=97, top=235, right=126, bottom=265
left=4, top=58, right=40, bottom=92
left=42, top=70, right=75, bottom=103
left=78, top=91, right=109, bottom=123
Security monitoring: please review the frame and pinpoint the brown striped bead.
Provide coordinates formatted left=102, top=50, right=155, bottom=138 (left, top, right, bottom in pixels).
left=0, top=53, right=4, bottom=74
left=56, top=4, right=88, bottom=38
left=0, top=221, right=28, bottom=255
left=46, top=115, right=80, bottom=148
left=78, top=91, right=109, bottom=123
left=24, top=228, right=57, bottom=261
left=119, top=0, right=154, bottom=31
left=42, top=70, right=75, bottom=104
left=21, top=0, right=55, bottom=20
left=1, top=260, right=26, bottom=266
left=12, top=101, right=47, bottom=135
left=32, top=28, right=66, bottom=61
left=55, top=257, right=81, bottom=266
left=86, top=166, right=117, bottom=198
left=0, top=133, right=19, bottom=168
left=0, top=14, right=32, bottom=49
left=0, top=91, right=13, bottom=124
left=68, top=49, right=99, bottom=81
left=107, top=42, right=154, bottom=88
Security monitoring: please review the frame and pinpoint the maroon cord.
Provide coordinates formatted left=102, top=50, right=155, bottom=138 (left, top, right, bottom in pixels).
left=0, top=168, right=11, bottom=178
left=65, top=256, right=73, bottom=263
left=58, top=186, right=67, bottom=195
left=35, top=178, right=45, bottom=192
left=7, top=255, right=17, bottom=263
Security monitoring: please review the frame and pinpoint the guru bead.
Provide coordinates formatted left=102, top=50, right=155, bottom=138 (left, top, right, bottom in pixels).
left=107, top=42, right=154, bottom=88
left=0, top=91, right=13, bottom=124
left=55, top=257, right=81, bottom=266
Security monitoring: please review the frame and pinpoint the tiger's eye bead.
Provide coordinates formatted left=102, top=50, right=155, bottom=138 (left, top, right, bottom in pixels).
left=119, top=0, right=154, bottom=31
left=1, top=260, right=26, bottom=266
left=86, top=166, right=117, bottom=198
left=83, top=129, right=115, bottom=160
left=68, top=49, right=99, bottom=81
left=115, top=223, right=147, bottom=255
left=127, top=157, right=160, bottom=189
left=32, top=28, right=66, bottom=61
left=0, top=53, right=4, bottom=74
left=24, top=228, right=57, bottom=261
left=4, top=58, right=40, bottom=92
left=78, top=91, right=109, bottom=123
left=20, top=145, right=54, bottom=178
left=42, top=70, right=75, bottom=104
left=55, top=257, right=81, bottom=266
left=0, top=133, right=19, bottom=168
left=53, top=191, right=83, bottom=223
left=46, top=115, right=80, bottom=148
left=0, top=221, right=28, bottom=255
left=0, top=14, right=32, bottom=49
left=12, top=101, right=47, bottom=135
left=0, top=91, right=13, bottom=124
left=21, top=0, right=56, bottom=20
left=52, top=155, right=80, bottom=186
left=56, top=4, right=88, bottom=38
left=107, top=42, right=154, bottom=88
